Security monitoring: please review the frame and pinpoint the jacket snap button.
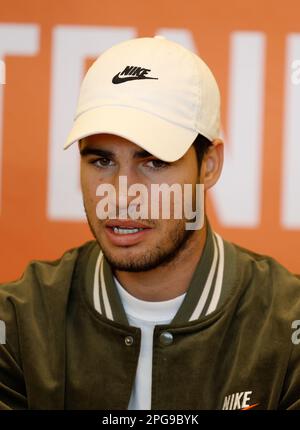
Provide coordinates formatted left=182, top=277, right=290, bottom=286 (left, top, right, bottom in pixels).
left=125, top=335, right=134, bottom=346
left=159, top=331, right=173, bottom=346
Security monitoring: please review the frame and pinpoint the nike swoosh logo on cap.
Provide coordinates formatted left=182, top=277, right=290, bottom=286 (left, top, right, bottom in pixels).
left=112, top=66, right=158, bottom=84
left=112, top=73, right=158, bottom=84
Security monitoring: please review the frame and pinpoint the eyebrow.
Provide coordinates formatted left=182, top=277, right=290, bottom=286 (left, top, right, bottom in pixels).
left=79, top=147, right=155, bottom=159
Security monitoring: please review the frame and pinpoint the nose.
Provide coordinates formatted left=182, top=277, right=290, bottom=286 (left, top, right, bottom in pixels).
left=112, top=166, right=147, bottom=217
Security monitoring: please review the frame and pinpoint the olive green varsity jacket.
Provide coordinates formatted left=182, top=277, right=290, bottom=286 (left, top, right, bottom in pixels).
left=1, top=221, right=300, bottom=410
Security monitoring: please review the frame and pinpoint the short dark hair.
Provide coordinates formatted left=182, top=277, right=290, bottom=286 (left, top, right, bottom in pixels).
left=193, top=133, right=213, bottom=172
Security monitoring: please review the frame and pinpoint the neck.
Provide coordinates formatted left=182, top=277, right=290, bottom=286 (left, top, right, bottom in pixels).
left=114, top=221, right=207, bottom=302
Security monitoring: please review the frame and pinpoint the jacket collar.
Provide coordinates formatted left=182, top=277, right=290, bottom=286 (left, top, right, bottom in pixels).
left=84, top=217, right=237, bottom=327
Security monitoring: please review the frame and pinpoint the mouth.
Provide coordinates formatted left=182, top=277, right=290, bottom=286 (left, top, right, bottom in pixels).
left=110, top=226, right=145, bottom=235
left=104, top=220, right=153, bottom=246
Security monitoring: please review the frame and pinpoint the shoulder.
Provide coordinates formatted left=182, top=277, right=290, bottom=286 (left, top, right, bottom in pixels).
left=233, top=241, right=300, bottom=284
left=227, top=241, right=300, bottom=409
left=230, top=240, right=300, bottom=317
left=0, top=240, right=97, bottom=298
left=0, top=240, right=99, bottom=360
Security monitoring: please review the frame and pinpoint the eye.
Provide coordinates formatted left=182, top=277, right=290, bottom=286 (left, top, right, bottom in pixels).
left=92, top=157, right=114, bottom=168
left=146, top=159, right=169, bottom=170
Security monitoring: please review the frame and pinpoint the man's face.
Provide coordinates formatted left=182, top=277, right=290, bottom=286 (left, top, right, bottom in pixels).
left=80, top=133, right=201, bottom=272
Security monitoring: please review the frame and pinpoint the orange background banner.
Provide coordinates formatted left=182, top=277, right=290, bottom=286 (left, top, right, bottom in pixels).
left=0, top=0, right=300, bottom=282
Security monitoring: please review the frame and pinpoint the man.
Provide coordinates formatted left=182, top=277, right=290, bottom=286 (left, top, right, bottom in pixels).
left=1, top=36, right=300, bottom=410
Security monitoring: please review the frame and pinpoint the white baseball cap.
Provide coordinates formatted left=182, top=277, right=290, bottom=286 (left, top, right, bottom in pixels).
left=64, top=35, right=221, bottom=162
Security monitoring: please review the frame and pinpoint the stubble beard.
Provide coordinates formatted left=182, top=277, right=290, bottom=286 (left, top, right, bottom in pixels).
left=84, top=204, right=196, bottom=272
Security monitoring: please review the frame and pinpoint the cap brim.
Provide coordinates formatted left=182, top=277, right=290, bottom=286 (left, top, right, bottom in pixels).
left=64, top=106, right=198, bottom=162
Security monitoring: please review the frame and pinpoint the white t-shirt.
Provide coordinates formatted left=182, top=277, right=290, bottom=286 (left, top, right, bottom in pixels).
left=113, top=275, right=186, bottom=410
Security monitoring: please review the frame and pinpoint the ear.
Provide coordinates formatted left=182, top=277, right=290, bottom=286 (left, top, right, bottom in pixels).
left=200, top=139, right=224, bottom=190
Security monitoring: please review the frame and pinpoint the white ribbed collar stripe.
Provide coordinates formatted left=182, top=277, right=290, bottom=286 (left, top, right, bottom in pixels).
left=93, top=251, right=102, bottom=315
left=205, top=233, right=225, bottom=315
left=100, top=253, right=114, bottom=320
left=188, top=233, right=219, bottom=321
